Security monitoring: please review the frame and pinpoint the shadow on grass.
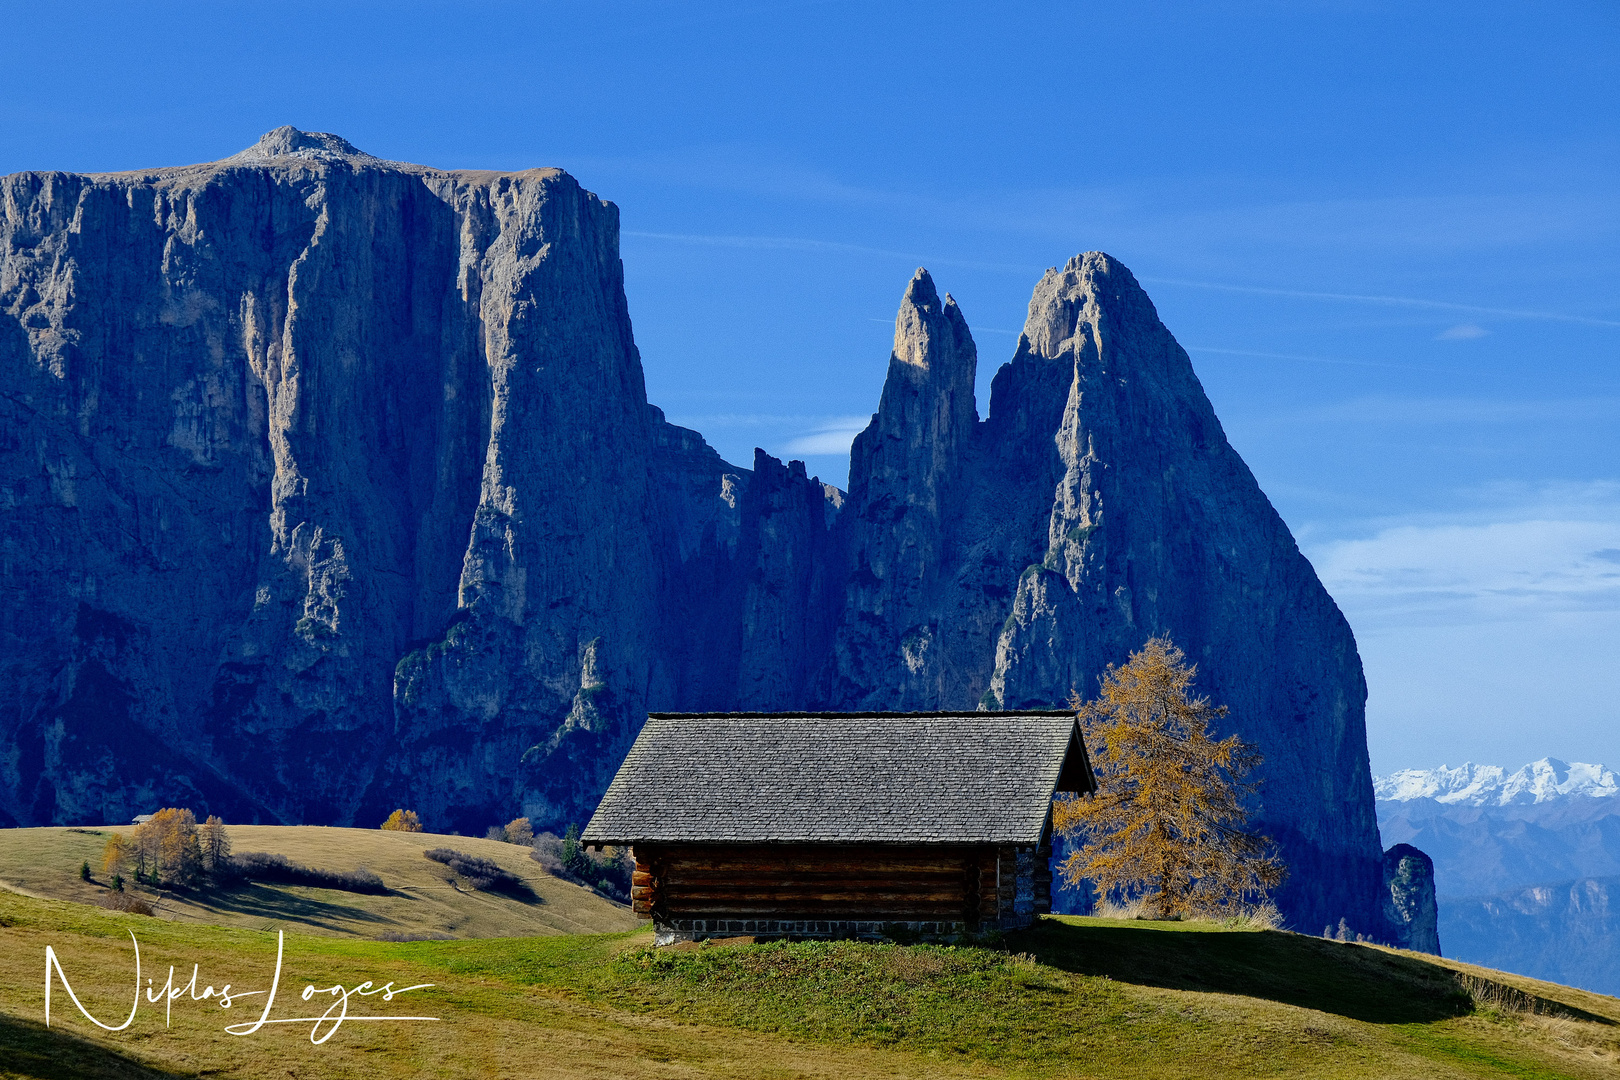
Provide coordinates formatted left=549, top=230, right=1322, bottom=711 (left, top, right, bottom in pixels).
left=179, top=882, right=391, bottom=933
left=1012, top=919, right=1479, bottom=1025
left=0, top=1013, right=191, bottom=1079
left=482, top=878, right=542, bottom=903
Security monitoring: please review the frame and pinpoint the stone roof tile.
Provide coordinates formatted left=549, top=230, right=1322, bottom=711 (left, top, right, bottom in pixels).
left=582, top=711, right=1092, bottom=845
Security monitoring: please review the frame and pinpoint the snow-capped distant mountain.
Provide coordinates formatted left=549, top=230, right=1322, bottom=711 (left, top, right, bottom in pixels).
left=1374, top=758, right=1619, bottom=806
left=1376, top=757, right=1620, bottom=994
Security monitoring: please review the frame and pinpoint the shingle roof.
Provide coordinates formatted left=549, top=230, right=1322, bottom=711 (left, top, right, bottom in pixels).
left=582, top=711, right=1095, bottom=846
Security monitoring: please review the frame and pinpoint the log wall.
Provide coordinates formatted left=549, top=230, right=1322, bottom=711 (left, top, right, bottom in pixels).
left=631, top=842, right=1051, bottom=940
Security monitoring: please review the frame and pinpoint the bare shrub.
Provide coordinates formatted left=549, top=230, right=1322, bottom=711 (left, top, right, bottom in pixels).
left=224, top=852, right=387, bottom=894
left=423, top=848, right=530, bottom=895
left=102, top=892, right=155, bottom=916
left=531, top=826, right=631, bottom=902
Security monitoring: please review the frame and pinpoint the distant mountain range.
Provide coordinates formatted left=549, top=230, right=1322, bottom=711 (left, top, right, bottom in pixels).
left=1375, top=759, right=1619, bottom=806
left=1376, top=758, right=1620, bottom=995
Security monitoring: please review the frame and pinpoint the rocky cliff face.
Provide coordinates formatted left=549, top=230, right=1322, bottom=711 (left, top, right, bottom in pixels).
left=0, top=128, right=684, bottom=831
left=1382, top=844, right=1442, bottom=954
left=1441, top=876, right=1620, bottom=996
left=2, top=129, right=1390, bottom=935
left=825, top=255, right=1385, bottom=932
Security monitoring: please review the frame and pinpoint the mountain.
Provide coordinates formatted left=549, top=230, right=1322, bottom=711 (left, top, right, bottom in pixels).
left=1377, top=761, right=1620, bottom=897
left=1376, top=759, right=1620, bottom=806
left=1377, top=759, right=1620, bottom=992
left=1, top=128, right=1396, bottom=936
left=1443, top=877, right=1620, bottom=996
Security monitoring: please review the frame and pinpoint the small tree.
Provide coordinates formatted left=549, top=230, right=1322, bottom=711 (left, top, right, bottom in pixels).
left=503, top=817, right=534, bottom=845
left=1054, top=635, right=1285, bottom=920
left=560, top=823, right=585, bottom=875
left=144, top=808, right=203, bottom=887
left=130, top=821, right=160, bottom=881
left=102, top=834, right=131, bottom=880
left=201, top=815, right=231, bottom=872
left=381, top=809, right=423, bottom=833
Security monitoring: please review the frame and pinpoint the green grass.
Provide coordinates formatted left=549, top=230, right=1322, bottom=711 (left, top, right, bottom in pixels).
left=3, top=885, right=1617, bottom=1080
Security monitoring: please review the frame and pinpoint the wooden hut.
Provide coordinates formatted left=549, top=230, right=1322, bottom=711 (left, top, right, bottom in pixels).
left=582, top=711, right=1096, bottom=943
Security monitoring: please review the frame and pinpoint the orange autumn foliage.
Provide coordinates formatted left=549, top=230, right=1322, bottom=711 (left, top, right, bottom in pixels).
left=1054, top=635, right=1285, bottom=920
left=381, top=809, right=423, bottom=832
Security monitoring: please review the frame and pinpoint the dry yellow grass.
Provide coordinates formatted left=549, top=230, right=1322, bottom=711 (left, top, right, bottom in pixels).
left=0, top=825, right=636, bottom=940
left=3, top=830, right=1619, bottom=1079
left=0, top=892, right=995, bottom=1080
left=1, top=890, right=1618, bottom=1080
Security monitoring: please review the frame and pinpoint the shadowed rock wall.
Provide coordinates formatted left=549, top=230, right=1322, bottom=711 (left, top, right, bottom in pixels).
left=1, top=129, right=1387, bottom=935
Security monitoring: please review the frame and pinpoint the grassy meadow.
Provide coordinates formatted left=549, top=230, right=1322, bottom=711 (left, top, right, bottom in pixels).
left=0, top=825, right=636, bottom=940
left=2, top=849, right=1619, bottom=1079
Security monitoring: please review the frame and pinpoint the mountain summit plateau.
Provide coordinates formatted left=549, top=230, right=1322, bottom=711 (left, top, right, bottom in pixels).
left=2, top=130, right=1398, bottom=935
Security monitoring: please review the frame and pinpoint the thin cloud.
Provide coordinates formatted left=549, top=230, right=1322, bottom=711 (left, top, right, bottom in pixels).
left=1271, top=395, right=1620, bottom=427
left=667, top=412, right=873, bottom=461
left=1436, top=323, right=1490, bottom=340
left=1144, top=276, right=1620, bottom=329
left=623, top=230, right=1029, bottom=275
left=1188, top=345, right=1456, bottom=374
left=783, top=417, right=871, bottom=457
left=628, top=230, right=1619, bottom=332
left=666, top=411, right=869, bottom=431
left=1305, top=483, right=1620, bottom=630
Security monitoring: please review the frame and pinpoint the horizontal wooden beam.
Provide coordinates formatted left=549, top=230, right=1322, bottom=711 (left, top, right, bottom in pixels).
left=662, top=875, right=971, bottom=891
left=658, top=860, right=972, bottom=876
left=664, top=905, right=969, bottom=918
left=666, top=888, right=966, bottom=903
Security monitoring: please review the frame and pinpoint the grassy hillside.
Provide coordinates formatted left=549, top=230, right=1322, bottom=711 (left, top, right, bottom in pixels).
left=0, top=825, right=636, bottom=939
left=1, top=887, right=1616, bottom=1079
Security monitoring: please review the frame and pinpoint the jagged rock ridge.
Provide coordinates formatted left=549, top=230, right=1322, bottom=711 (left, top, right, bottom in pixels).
left=3, top=129, right=1388, bottom=935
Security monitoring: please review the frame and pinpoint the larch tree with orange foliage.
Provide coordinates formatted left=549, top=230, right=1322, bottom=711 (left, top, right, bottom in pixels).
left=128, top=808, right=203, bottom=886
left=381, top=809, right=423, bottom=832
left=1054, top=635, right=1285, bottom=920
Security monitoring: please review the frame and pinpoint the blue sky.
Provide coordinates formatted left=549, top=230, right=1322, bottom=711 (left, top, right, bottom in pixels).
left=4, top=0, right=1616, bottom=773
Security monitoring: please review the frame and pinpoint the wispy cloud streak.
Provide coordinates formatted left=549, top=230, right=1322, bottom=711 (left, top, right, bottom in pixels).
left=628, top=231, right=1620, bottom=329
left=1145, top=277, right=1620, bottom=329
left=1187, top=346, right=1459, bottom=373
left=1306, top=482, right=1620, bottom=628
left=623, top=230, right=1029, bottom=275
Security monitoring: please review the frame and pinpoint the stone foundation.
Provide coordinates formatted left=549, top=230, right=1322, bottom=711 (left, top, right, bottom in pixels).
left=654, top=917, right=973, bottom=945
